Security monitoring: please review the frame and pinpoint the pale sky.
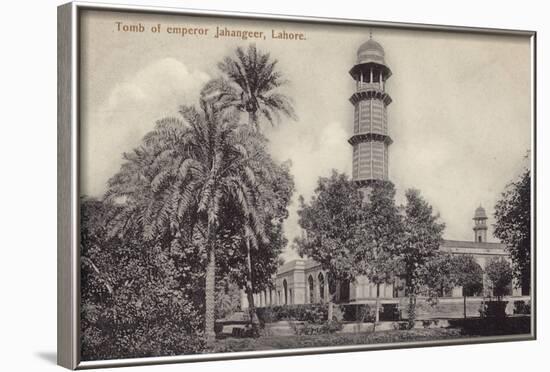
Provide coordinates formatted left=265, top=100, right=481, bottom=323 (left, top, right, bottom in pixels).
left=80, top=10, right=532, bottom=262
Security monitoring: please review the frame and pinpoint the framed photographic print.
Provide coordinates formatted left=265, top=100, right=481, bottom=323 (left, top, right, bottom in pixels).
left=57, top=1, right=536, bottom=369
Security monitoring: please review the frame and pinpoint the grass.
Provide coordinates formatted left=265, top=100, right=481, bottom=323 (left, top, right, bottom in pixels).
left=213, top=328, right=465, bottom=352
left=212, top=316, right=531, bottom=353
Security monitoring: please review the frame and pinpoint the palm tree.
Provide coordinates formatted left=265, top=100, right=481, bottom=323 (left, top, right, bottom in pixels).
left=106, top=97, right=266, bottom=347
left=202, top=45, right=296, bottom=328
left=204, top=44, right=297, bottom=131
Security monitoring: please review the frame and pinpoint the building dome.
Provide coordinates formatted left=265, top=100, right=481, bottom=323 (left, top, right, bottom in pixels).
left=474, top=206, right=488, bottom=219
left=358, top=38, right=384, bottom=55
left=357, top=38, right=386, bottom=65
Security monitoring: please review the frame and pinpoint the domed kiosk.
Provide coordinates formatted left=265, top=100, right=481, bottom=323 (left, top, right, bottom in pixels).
left=350, top=38, right=392, bottom=80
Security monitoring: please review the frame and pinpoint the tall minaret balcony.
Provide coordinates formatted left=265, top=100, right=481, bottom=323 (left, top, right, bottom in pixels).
left=349, top=37, right=393, bottom=186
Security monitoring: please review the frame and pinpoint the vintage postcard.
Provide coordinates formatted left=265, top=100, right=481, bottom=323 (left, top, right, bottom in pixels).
left=67, top=4, right=534, bottom=366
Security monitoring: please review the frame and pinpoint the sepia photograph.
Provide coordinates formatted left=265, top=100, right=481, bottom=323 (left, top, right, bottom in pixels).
left=65, top=3, right=534, bottom=366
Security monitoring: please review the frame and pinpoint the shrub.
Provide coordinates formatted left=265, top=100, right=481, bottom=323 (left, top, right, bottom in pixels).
left=256, top=304, right=328, bottom=324
left=302, top=304, right=329, bottom=323
left=214, top=323, right=224, bottom=335
left=321, top=320, right=344, bottom=334
left=80, top=287, right=206, bottom=360
left=485, top=257, right=513, bottom=298
left=380, top=304, right=400, bottom=321
left=513, top=300, right=531, bottom=315
left=342, top=304, right=376, bottom=322
left=255, top=307, right=278, bottom=324
left=293, top=320, right=343, bottom=335
left=215, top=280, right=242, bottom=320
left=480, top=300, right=508, bottom=318
left=392, top=321, right=409, bottom=330
left=448, top=317, right=530, bottom=336
left=80, top=201, right=206, bottom=360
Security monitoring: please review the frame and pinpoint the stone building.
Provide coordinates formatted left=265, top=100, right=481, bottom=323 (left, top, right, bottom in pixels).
left=251, top=206, right=521, bottom=309
left=245, top=36, right=525, bottom=311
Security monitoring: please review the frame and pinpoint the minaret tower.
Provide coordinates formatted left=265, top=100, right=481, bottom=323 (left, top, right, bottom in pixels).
left=473, top=205, right=488, bottom=243
left=348, top=35, right=393, bottom=198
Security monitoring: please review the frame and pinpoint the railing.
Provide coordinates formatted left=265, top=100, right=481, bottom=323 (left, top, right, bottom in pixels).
left=356, top=82, right=384, bottom=91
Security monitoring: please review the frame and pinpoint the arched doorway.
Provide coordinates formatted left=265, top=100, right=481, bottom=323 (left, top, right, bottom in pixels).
left=340, top=279, right=350, bottom=303
left=308, top=275, right=314, bottom=303
left=283, top=279, right=288, bottom=305
left=318, top=273, right=325, bottom=302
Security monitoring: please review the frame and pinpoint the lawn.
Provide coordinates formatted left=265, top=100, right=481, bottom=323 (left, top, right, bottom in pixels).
left=213, top=316, right=531, bottom=353
left=213, top=328, right=466, bottom=352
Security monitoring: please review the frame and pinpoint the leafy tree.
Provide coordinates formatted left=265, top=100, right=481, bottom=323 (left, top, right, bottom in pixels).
left=298, top=177, right=425, bottom=325
left=295, top=171, right=363, bottom=321
left=83, top=46, right=296, bottom=354
left=204, top=44, right=297, bottom=131
left=202, top=45, right=297, bottom=325
left=352, top=181, right=403, bottom=323
left=419, top=252, right=456, bottom=301
left=398, top=189, right=445, bottom=328
left=80, top=198, right=205, bottom=360
left=494, top=169, right=531, bottom=295
left=106, top=97, right=266, bottom=347
left=451, top=255, right=484, bottom=318
left=214, top=152, right=294, bottom=329
left=215, top=279, right=243, bottom=320
left=104, top=87, right=294, bottom=345
left=485, top=257, right=513, bottom=300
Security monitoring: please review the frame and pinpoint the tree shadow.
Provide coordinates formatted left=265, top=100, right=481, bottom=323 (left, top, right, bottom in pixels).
left=35, top=351, right=57, bottom=365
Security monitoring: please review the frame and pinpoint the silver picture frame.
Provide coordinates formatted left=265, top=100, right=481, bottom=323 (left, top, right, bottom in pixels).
left=58, top=1, right=537, bottom=369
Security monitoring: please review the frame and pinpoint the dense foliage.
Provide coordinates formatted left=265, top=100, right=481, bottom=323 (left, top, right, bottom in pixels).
left=452, top=255, right=484, bottom=297
left=203, top=44, right=296, bottom=328
left=295, top=174, right=448, bottom=327
left=81, top=199, right=205, bottom=360
left=81, top=45, right=296, bottom=358
left=398, top=189, right=446, bottom=327
left=295, top=171, right=365, bottom=319
left=494, top=169, right=531, bottom=295
left=204, top=44, right=296, bottom=132
left=418, top=253, right=456, bottom=300
left=255, top=304, right=330, bottom=324
left=485, top=257, right=513, bottom=299
left=215, top=279, right=243, bottom=320
left=352, top=182, right=404, bottom=288
left=292, top=321, right=343, bottom=335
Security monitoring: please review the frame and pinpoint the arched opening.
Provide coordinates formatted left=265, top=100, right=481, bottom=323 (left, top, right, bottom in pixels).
left=283, top=279, right=288, bottom=305
left=308, top=275, right=314, bottom=303
left=340, top=279, right=350, bottom=303
left=374, top=69, right=381, bottom=83
left=318, top=273, right=325, bottom=302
